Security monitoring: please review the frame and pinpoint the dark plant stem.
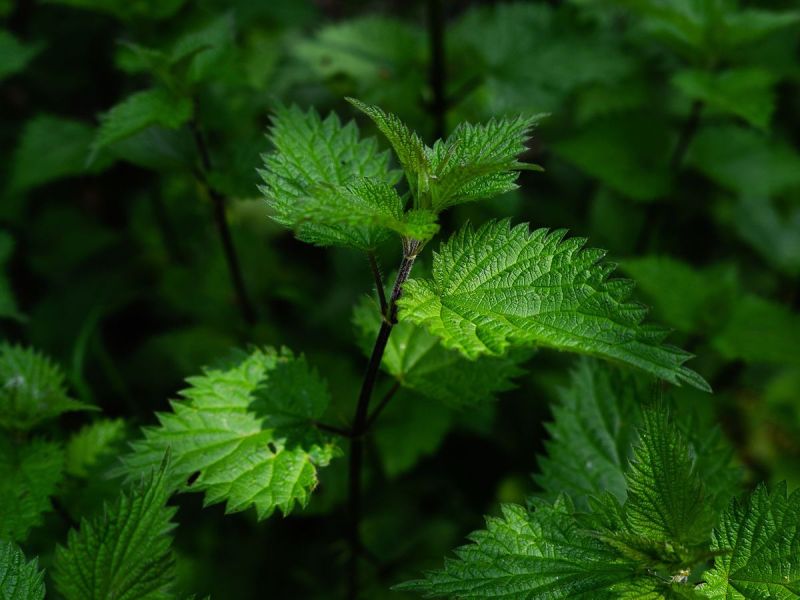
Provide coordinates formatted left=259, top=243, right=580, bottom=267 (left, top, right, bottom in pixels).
left=189, top=120, right=257, bottom=324
left=347, top=242, right=419, bottom=599
left=314, top=421, right=353, bottom=438
left=365, top=380, right=400, bottom=431
left=368, top=252, right=388, bottom=317
left=635, top=101, right=704, bottom=254
left=427, top=0, right=447, bottom=140
left=670, top=100, right=703, bottom=171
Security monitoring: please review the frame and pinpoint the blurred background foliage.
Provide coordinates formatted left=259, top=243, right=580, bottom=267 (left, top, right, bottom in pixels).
left=1, top=0, right=800, bottom=597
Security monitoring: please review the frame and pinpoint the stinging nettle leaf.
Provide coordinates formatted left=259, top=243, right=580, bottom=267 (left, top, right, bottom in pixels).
left=623, top=409, right=712, bottom=548
left=702, top=483, right=800, bottom=599
left=398, top=496, right=647, bottom=598
left=0, top=344, right=92, bottom=431
left=121, top=348, right=340, bottom=519
left=353, top=296, right=529, bottom=407
left=290, top=179, right=439, bottom=243
left=92, top=88, right=193, bottom=155
left=65, top=418, right=127, bottom=478
left=398, top=220, right=710, bottom=391
left=348, top=97, right=541, bottom=211
left=0, top=540, right=45, bottom=600
left=0, top=436, right=65, bottom=542
left=53, top=458, right=177, bottom=600
left=346, top=97, right=431, bottom=201
left=536, top=358, right=644, bottom=510
left=259, top=104, right=400, bottom=250
left=427, top=114, right=543, bottom=211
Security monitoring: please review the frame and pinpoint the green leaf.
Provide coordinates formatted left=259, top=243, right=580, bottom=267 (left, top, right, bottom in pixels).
left=346, top=97, right=430, bottom=201
left=620, top=256, right=737, bottom=334
left=8, top=115, right=113, bottom=195
left=398, top=497, right=645, bottom=598
left=624, top=409, right=711, bottom=548
left=553, top=114, right=672, bottom=202
left=672, top=68, right=776, bottom=130
left=398, top=220, right=709, bottom=391
left=289, top=179, right=439, bottom=243
left=617, top=0, right=800, bottom=62
left=726, top=195, right=800, bottom=277
left=348, top=98, right=541, bottom=210
left=353, top=297, right=529, bottom=407
left=259, top=104, right=399, bottom=250
left=536, top=359, right=644, bottom=510
left=687, top=125, right=800, bottom=197
left=0, top=437, right=64, bottom=542
left=121, top=348, right=340, bottom=519
left=294, top=17, right=425, bottom=122
left=0, top=30, right=41, bottom=81
left=374, top=389, right=453, bottom=477
left=0, top=540, right=45, bottom=600
left=713, top=295, right=800, bottom=366
left=92, top=89, right=193, bottom=154
left=451, top=3, right=634, bottom=115
left=702, top=483, right=800, bottom=599
left=53, top=459, right=177, bottom=600
left=65, top=419, right=127, bottom=478
left=427, top=115, right=542, bottom=210
left=0, top=344, right=92, bottom=431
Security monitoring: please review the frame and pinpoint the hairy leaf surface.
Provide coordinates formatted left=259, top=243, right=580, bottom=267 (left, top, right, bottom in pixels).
left=399, top=497, right=644, bottom=598
left=259, top=104, right=400, bottom=249
left=0, top=437, right=64, bottom=542
left=702, top=483, right=800, bottom=599
left=399, top=220, right=709, bottom=391
left=122, top=348, right=339, bottom=519
left=53, top=460, right=177, bottom=600
left=0, top=540, right=45, bottom=600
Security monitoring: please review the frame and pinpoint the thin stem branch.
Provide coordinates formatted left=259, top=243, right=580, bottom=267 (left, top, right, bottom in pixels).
left=314, top=421, right=353, bottom=438
left=634, top=101, right=704, bottom=254
left=365, top=380, right=400, bottom=431
left=368, top=252, right=388, bottom=317
left=670, top=100, right=703, bottom=171
left=426, top=0, right=446, bottom=140
left=189, top=119, right=257, bottom=325
left=347, top=242, right=419, bottom=600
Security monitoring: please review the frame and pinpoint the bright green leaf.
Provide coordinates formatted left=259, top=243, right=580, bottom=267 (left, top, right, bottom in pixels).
left=353, top=297, right=529, bottom=407
left=259, top=104, right=399, bottom=250
left=399, top=220, right=709, bottom=391
left=121, top=348, right=340, bottom=519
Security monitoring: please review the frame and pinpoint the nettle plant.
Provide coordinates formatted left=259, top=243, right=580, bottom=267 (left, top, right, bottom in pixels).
left=2, top=98, right=799, bottom=600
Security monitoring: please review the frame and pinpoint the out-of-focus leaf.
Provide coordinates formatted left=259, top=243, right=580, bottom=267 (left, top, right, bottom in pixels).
left=0, top=31, right=41, bottom=81
left=554, top=115, right=673, bottom=202
left=713, top=295, right=800, bottom=366
left=688, top=125, right=800, bottom=196
left=672, top=68, right=776, bottom=130
left=8, top=115, right=113, bottom=194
